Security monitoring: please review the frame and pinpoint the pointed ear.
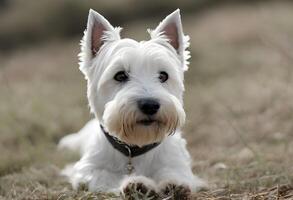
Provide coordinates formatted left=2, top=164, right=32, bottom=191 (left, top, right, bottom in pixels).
left=87, top=9, right=118, bottom=56
left=153, top=9, right=184, bottom=53
left=151, top=9, right=190, bottom=71
left=79, top=9, right=121, bottom=77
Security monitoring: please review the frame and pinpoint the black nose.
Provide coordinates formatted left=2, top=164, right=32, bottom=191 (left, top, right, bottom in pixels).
left=137, top=98, right=160, bottom=115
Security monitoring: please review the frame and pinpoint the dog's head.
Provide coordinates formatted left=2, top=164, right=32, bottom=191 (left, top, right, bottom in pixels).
left=79, top=9, right=190, bottom=146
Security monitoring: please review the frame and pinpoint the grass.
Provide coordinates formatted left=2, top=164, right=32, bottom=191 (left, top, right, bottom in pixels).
left=1, top=1, right=293, bottom=199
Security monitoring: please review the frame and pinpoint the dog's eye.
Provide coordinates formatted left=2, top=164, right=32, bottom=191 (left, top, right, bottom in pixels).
left=159, top=71, right=168, bottom=83
left=114, top=71, right=129, bottom=82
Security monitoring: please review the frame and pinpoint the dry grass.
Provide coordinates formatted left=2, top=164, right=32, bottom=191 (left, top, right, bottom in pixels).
left=1, top=1, right=293, bottom=199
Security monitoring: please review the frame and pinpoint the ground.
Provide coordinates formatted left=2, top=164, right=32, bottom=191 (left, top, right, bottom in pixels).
left=0, top=1, right=293, bottom=199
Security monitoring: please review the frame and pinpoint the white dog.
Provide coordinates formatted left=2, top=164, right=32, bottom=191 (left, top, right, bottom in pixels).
left=59, top=9, right=205, bottom=199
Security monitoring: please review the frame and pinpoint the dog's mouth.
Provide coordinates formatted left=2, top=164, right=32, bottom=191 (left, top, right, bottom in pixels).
left=137, top=119, right=157, bottom=126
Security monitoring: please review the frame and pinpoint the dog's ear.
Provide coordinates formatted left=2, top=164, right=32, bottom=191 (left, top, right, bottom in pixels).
left=153, top=9, right=184, bottom=52
left=149, top=9, right=190, bottom=71
left=151, top=9, right=190, bottom=70
left=79, top=10, right=121, bottom=77
left=86, top=9, right=119, bottom=56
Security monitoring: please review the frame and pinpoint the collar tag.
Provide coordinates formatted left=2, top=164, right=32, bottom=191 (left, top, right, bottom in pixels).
left=125, top=146, right=135, bottom=174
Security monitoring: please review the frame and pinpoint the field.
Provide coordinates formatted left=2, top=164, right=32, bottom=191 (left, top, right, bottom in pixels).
left=0, top=1, right=293, bottom=199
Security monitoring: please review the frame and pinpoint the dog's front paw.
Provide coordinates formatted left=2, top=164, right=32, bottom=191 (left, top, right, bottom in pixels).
left=159, top=183, right=191, bottom=200
left=122, top=182, right=158, bottom=200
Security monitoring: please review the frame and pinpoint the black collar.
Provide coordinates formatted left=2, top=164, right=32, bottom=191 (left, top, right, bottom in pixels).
left=100, top=125, right=160, bottom=158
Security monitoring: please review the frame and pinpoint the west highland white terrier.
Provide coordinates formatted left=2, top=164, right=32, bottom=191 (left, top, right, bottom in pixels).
left=58, top=9, right=205, bottom=199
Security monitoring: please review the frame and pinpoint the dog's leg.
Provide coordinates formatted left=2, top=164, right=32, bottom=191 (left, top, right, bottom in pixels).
left=66, top=167, right=123, bottom=193
left=157, top=169, right=192, bottom=200
left=152, top=167, right=206, bottom=200
left=159, top=182, right=191, bottom=200
left=120, top=176, right=159, bottom=200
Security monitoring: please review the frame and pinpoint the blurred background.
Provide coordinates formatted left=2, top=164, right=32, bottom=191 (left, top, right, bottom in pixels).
left=0, top=0, right=293, bottom=199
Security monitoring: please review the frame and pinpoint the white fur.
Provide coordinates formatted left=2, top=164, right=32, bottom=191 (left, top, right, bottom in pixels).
left=58, top=9, right=205, bottom=194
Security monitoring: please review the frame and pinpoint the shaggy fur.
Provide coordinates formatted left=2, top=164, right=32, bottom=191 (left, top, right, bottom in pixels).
left=58, top=9, right=205, bottom=196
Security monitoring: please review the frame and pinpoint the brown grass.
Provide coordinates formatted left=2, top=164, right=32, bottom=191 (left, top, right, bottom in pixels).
left=0, top=1, right=293, bottom=199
